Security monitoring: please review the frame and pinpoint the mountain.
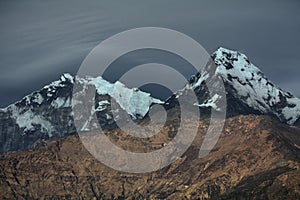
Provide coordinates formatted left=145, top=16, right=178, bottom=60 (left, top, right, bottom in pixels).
left=170, top=47, right=300, bottom=125
left=1, top=47, right=300, bottom=153
left=0, top=115, right=299, bottom=199
left=0, top=74, right=162, bottom=152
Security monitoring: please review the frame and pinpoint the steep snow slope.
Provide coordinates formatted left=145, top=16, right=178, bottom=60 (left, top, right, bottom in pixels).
left=190, top=47, right=300, bottom=125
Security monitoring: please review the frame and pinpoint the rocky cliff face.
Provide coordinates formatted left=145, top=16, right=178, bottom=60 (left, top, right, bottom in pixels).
left=1, top=47, right=300, bottom=153
left=0, top=115, right=299, bottom=199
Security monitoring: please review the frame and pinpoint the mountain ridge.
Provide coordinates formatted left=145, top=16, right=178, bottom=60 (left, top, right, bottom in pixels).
left=1, top=47, right=300, bottom=153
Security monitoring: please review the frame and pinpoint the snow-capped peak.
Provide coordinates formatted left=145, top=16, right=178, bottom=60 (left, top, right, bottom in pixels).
left=209, top=47, right=300, bottom=125
left=1, top=73, right=163, bottom=143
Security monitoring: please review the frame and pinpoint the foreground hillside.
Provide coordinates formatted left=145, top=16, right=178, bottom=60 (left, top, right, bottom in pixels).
left=1, top=115, right=300, bottom=199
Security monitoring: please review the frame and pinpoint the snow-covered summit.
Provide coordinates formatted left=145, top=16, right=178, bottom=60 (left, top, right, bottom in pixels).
left=191, top=47, right=300, bottom=125
left=0, top=73, right=163, bottom=152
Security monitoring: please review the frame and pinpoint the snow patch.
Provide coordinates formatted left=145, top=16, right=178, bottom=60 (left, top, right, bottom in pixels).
left=51, top=97, right=71, bottom=108
left=60, top=73, right=74, bottom=83
left=32, top=93, right=44, bottom=104
left=96, top=100, right=110, bottom=111
left=195, top=94, right=221, bottom=111
left=8, top=105, right=54, bottom=137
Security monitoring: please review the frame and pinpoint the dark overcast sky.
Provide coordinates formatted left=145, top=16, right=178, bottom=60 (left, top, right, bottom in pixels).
left=0, top=0, right=299, bottom=107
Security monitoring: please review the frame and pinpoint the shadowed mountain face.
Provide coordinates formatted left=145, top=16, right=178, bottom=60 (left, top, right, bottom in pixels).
left=0, top=115, right=299, bottom=199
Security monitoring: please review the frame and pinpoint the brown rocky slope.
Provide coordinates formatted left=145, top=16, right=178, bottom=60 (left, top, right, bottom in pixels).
left=0, top=115, right=300, bottom=199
